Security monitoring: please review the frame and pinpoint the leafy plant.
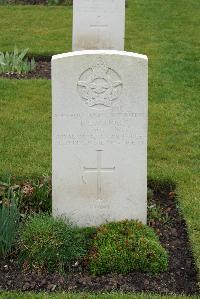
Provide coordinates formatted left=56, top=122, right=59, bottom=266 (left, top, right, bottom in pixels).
left=88, top=220, right=168, bottom=275
left=0, top=177, right=51, bottom=216
left=0, top=179, right=20, bottom=257
left=47, top=0, right=73, bottom=5
left=47, top=0, right=59, bottom=5
left=0, top=48, right=36, bottom=74
left=147, top=187, right=154, bottom=201
left=148, top=199, right=170, bottom=225
left=18, top=177, right=52, bottom=215
left=18, top=214, right=93, bottom=273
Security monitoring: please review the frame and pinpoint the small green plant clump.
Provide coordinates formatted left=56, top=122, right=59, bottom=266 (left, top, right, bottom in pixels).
left=18, top=177, right=52, bottom=215
left=147, top=187, right=154, bottom=201
left=0, top=177, right=52, bottom=216
left=0, top=48, right=36, bottom=74
left=47, top=0, right=73, bottom=5
left=0, top=180, right=20, bottom=257
left=19, top=214, right=95, bottom=272
left=88, top=220, right=168, bottom=275
left=148, top=201, right=170, bottom=225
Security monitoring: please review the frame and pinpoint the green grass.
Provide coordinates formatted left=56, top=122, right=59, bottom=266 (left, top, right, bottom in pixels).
left=0, top=293, right=199, bottom=299
left=0, top=6, right=72, bottom=56
left=0, top=0, right=199, bottom=295
left=0, top=79, right=51, bottom=176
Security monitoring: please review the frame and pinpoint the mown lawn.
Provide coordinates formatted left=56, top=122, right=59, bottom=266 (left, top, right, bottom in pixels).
left=0, top=79, right=51, bottom=176
left=0, top=0, right=199, bottom=297
left=0, top=6, right=72, bottom=56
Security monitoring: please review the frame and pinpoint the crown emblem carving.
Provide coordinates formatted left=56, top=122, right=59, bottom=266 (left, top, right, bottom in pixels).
left=77, top=58, right=123, bottom=109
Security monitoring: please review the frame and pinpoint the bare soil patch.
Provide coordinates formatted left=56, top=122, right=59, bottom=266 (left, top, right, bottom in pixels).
left=6, top=0, right=72, bottom=5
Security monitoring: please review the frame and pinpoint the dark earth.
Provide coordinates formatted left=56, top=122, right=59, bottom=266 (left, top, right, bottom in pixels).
left=5, top=0, right=72, bottom=5
left=0, top=185, right=199, bottom=295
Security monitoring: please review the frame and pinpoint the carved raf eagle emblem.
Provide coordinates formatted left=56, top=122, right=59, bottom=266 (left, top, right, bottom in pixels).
left=77, top=58, right=123, bottom=109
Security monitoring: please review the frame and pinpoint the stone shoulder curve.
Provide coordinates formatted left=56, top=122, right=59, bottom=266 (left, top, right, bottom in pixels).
left=52, top=50, right=148, bottom=62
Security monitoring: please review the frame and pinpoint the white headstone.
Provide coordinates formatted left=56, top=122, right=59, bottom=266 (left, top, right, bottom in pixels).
left=72, top=0, right=125, bottom=51
left=52, top=50, right=148, bottom=227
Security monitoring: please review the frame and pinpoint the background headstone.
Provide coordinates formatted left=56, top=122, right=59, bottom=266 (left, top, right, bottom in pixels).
left=72, top=0, right=125, bottom=51
left=52, top=50, right=148, bottom=227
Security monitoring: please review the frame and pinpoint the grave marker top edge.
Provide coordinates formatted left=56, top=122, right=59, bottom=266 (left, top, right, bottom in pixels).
left=52, top=50, right=148, bottom=62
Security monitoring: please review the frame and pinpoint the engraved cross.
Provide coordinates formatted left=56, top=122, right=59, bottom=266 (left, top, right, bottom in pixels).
left=83, top=150, right=115, bottom=201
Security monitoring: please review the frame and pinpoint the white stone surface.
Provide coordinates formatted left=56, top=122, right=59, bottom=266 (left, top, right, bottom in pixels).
left=72, top=0, right=125, bottom=51
left=52, top=50, right=148, bottom=227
